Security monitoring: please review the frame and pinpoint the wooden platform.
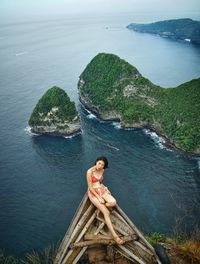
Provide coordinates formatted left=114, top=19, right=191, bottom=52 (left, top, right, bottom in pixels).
left=54, top=193, right=162, bottom=264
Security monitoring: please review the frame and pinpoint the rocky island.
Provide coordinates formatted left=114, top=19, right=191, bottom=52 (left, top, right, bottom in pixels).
left=127, top=18, right=200, bottom=45
left=29, top=86, right=81, bottom=137
left=78, top=53, right=200, bottom=155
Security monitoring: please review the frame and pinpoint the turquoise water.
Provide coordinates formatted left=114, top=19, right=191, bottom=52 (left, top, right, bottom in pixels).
left=0, top=12, right=200, bottom=258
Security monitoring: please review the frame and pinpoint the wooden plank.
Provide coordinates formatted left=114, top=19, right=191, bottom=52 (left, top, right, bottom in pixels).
left=57, top=203, right=94, bottom=264
left=125, top=243, right=152, bottom=263
left=72, top=239, right=116, bottom=247
left=71, top=236, right=133, bottom=248
left=96, top=215, right=133, bottom=237
left=115, top=205, right=162, bottom=264
left=75, top=211, right=97, bottom=242
left=55, top=193, right=90, bottom=264
left=112, top=210, right=132, bottom=226
left=116, top=205, right=154, bottom=251
left=134, top=241, right=154, bottom=257
left=84, top=224, right=112, bottom=240
left=94, top=222, right=105, bottom=235
left=117, top=245, right=147, bottom=264
left=110, top=214, right=135, bottom=236
left=61, top=212, right=96, bottom=264
left=72, top=247, right=87, bottom=264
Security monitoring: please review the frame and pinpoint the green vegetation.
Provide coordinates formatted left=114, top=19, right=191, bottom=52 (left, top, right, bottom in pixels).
left=29, top=86, right=77, bottom=127
left=127, top=18, right=200, bottom=45
left=178, top=240, right=200, bottom=264
left=146, top=232, right=167, bottom=246
left=78, top=53, right=200, bottom=153
left=145, top=230, right=200, bottom=264
left=0, top=243, right=58, bottom=264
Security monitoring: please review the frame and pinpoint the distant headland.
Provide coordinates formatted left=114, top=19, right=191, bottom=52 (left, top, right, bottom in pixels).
left=78, top=53, right=200, bottom=155
left=127, top=18, right=200, bottom=45
left=29, top=86, right=81, bottom=137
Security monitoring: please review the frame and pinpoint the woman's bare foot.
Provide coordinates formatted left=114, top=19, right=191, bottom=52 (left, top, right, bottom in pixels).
left=113, top=236, right=124, bottom=245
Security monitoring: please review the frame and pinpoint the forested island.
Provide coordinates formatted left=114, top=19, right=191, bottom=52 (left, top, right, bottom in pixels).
left=78, top=53, right=200, bottom=155
left=29, top=86, right=81, bottom=136
left=127, top=18, right=200, bottom=45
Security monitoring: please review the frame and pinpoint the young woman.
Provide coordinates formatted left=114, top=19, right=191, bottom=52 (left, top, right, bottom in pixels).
left=86, top=156, right=124, bottom=244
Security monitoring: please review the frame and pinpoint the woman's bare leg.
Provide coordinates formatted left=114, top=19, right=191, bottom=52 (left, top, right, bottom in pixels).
left=89, top=196, right=124, bottom=244
left=102, top=193, right=116, bottom=208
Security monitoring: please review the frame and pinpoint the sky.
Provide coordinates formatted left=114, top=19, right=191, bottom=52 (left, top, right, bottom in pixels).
left=0, top=0, right=200, bottom=23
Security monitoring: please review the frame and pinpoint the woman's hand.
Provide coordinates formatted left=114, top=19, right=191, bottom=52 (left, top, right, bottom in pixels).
left=104, top=186, right=111, bottom=194
left=98, top=197, right=105, bottom=204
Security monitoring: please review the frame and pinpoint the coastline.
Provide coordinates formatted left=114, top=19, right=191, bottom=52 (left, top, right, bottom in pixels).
left=79, top=97, right=199, bottom=157
left=126, top=18, right=200, bottom=45
left=29, top=126, right=81, bottom=138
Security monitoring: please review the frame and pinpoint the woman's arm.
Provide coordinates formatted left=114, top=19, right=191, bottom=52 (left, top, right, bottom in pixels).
left=86, top=169, right=104, bottom=203
left=103, top=185, right=111, bottom=194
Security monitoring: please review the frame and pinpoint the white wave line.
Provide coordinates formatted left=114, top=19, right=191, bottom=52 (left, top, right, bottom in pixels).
left=15, top=51, right=28, bottom=56
left=96, top=135, right=119, bottom=151
left=64, top=131, right=82, bottom=139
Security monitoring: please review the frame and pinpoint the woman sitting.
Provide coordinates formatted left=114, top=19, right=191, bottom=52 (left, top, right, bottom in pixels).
left=87, top=156, right=124, bottom=245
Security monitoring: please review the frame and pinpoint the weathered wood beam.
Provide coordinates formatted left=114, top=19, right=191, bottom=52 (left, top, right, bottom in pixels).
left=115, top=205, right=162, bottom=264
left=94, top=222, right=105, bottom=236
left=96, top=215, right=135, bottom=237
left=112, top=210, right=133, bottom=227
left=116, top=205, right=154, bottom=250
left=61, top=211, right=96, bottom=264
left=134, top=241, right=154, bottom=257
left=55, top=193, right=91, bottom=264
left=117, top=245, right=147, bottom=264
left=59, top=204, right=95, bottom=264
left=71, top=247, right=87, bottom=264
left=71, top=235, right=134, bottom=248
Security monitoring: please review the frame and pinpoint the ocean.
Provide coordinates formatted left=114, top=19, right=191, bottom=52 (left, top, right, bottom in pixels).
left=0, top=12, right=200, bottom=258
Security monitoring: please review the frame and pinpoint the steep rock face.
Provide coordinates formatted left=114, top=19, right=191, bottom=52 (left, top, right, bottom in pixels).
left=29, top=86, right=81, bottom=136
left=127, top=18, right=200, bottom=45
left=78, top=53, right=200, bottom=155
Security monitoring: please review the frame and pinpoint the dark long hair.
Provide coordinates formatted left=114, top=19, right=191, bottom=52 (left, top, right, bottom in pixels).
left=95, top=156, right=108, bottom=169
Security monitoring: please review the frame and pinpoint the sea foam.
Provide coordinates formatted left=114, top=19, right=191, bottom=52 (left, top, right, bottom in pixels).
left=144, top=129, right=170, bottom=151
left=64, top=131, right=82, bottom=139
left=24, top=126, right=40, bottom=136
left=87, top=113, right=97, bottom=119
left=112, top=122, right=121, bottom=129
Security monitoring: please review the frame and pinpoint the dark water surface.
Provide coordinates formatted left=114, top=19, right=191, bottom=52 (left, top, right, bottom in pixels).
left=0, top=12, right=200, bottom=258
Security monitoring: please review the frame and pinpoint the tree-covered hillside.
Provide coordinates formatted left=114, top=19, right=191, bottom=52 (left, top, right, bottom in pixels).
left=29, top=86, right=77, bottom=127
left=78, top=53, right=200, bottom=154
left=127, top=18, right=200, bottom=45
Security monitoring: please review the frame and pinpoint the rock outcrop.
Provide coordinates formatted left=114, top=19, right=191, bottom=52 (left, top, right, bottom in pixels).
left=29, top=86, right=81, bottom=137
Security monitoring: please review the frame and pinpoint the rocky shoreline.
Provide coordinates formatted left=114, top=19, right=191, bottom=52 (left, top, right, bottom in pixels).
left=79, top=96, right=199, bottom=157
left=30, top=121, right=81, bottom=138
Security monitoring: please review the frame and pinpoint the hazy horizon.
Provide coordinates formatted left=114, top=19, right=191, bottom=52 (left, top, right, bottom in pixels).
left=1, top=0, right=200, bottom=24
